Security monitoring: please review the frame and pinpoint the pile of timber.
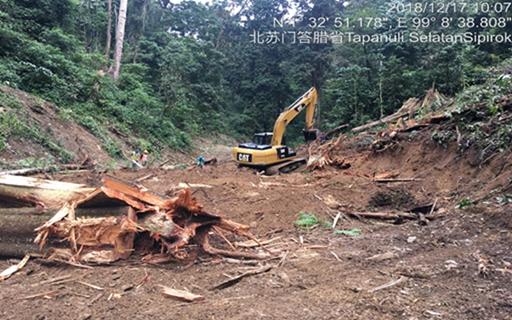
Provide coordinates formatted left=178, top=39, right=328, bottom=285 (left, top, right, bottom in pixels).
left=0, top=175, right=264, bottom=264
left=351, top=88, right=453, bottom=134
left=307, top=88, right=453, bottom=165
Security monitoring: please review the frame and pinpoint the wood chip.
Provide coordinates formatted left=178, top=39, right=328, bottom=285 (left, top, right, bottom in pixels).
left=76, top=280, right=105, bottom=291
left=160, top=285, right=204, bottom=302
left=20, top=290, right=59, bottom=300
left=234, top=236, right=282, bottom=248
left=38, top=274, right=73, bottom=285
left=368, top=276, right=407, bottom=293
left=330, top=251, right=342, bottom=262
left=211, top=265, right=272, bottom=290
left=332, top=212, right=342, bottom=229
left=0, top=254, right=30, bottom=281
left=366, top=252, right=398, bottom=262
left=88, top=292, right=104, bottom=305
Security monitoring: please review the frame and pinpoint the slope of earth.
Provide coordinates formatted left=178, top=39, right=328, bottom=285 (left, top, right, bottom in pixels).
left=1, top=124, right=511, bottom=319
left=0, top=86, right=115, bottom=165
left=0, top=85, right=235, bottom=170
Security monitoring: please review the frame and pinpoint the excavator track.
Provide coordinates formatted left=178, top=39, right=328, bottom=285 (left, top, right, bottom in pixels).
left=265, top=158, right=307, bottom=175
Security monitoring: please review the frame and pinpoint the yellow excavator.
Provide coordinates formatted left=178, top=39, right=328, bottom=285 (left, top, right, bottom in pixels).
left=231, top=87, right=319, bottom=174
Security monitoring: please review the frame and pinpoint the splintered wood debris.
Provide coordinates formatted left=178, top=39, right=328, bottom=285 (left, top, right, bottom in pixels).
left=28, top=176, right=266, bottom=265
left=160, top=286, right=204, bottom=302
left=307, top=136, right=351, bottom=171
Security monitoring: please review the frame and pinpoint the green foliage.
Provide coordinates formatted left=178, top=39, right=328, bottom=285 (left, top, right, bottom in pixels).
left=76, top=114, right=122, bottom=158
left=0, top=110, right=72, bottom=161
left=0, top=110, right=24, bottom=151
left=0, top=91, right=22, bottom=109
left=457, top=198, right=474, bottom=209
left=334, top=228, right=362, bottom=237
left=294, top=212, right=320, bottom=229
left=14, top=157, right=57, bottom=169
left=58, top=107, right=73, bottom=122
left=431, top=130, right=455, bottom=148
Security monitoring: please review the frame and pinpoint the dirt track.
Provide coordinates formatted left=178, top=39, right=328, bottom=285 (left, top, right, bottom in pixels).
left=1, top=132, right=511, bottom=320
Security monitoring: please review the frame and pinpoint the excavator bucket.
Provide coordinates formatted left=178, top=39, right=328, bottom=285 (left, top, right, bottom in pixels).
left=303, top=129, right=317, bottom=142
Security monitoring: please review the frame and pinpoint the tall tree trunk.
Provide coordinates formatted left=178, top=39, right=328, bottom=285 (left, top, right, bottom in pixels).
left=141, top=0, right=149, bottom=33
left=105, top=0, right=113, bottom=64
left=111, top=0, right=128, bottom=80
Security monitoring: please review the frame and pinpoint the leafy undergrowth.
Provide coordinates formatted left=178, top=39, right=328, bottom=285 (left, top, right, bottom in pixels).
left=0, top=98, right=72, bottom=162
left=294, top=212, right=320, bottom=229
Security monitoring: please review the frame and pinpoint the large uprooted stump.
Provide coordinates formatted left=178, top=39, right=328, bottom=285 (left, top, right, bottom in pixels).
left=31, top=176, right=263, bottom=264
left=307, top=136, right=351, bottom=171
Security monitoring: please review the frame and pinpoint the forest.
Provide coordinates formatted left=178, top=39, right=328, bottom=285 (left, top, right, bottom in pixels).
left=1, top=0, right=510, bottom=155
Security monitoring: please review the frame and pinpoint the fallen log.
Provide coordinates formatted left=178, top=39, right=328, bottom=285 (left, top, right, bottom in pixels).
left=0, top=206, right=131, bottom=217
left=0, top=242, right=42, bottom=258
left=0, top=164, right=92, bottom=176
left=399, top=123, right=429, bottom=132
left=204, top=158, right=218, bottom=166
left=0, top=175, right=94, bottom=208
left=352, top=112, right=409, bottom=133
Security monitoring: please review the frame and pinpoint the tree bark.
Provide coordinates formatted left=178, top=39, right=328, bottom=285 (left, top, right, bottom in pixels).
left=111, top=0, right=128, bottom=80
left=105, top=0, right=113, bottom=63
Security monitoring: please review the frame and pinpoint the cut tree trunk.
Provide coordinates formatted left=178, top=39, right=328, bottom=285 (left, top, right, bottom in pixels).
left=0, top=175, right=94, bottom=208
left=0, top=164, right=92, bottom=176
left=351, top=112, right=408, bottom=133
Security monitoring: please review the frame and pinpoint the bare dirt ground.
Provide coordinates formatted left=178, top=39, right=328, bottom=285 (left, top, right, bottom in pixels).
left=1, top=130, right=511, bottom=320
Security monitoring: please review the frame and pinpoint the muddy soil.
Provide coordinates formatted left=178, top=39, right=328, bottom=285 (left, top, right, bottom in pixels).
left=1, top=132, right=511, bottom=320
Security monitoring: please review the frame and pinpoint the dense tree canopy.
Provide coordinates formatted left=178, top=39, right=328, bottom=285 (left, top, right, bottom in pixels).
left=0, top=0, right=510, bottom=151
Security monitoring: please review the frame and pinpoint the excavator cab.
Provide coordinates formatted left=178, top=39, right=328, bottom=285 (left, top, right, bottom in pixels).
left=237, top=132, right=273, bottom=151
left=253, top=132, right=273, bottom=146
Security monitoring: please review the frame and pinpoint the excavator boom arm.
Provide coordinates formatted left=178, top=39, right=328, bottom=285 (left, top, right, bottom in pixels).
left=271, top=87, right=318, bottom=146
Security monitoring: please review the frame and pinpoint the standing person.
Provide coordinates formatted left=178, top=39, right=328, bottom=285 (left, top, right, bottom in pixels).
left=140, top=149, right=149, bottom=167
left=131, top=148, right=141, bottom=169
left=196, top=155, right=205, bottom=168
